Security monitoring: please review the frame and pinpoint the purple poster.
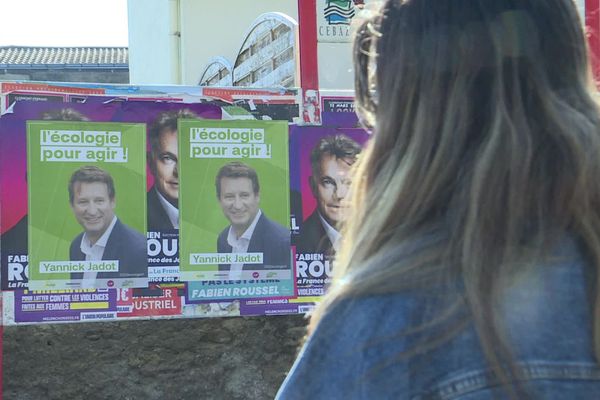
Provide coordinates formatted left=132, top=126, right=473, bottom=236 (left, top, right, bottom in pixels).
left=240, top=124, right=370, bottom=316
left=14, top=289, right=118, bottom=323
left=321, top=96, right=361, bottom=128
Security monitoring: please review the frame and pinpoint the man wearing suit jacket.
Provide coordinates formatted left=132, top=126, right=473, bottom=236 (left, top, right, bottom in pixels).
left=296, top=135, right=362, bottom=255
left=147, top=110, right=199, bottom=231
left=68, top=166, right=147, bottom=281
left=215, top=162, right=290, bottom=275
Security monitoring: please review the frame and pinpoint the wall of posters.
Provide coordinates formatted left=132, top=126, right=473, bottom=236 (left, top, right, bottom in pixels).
left=0, top=100, right=222, bottom=291
left=0, top=83, right=366, bottom=324
left=0, top=100, right=227, bottom=324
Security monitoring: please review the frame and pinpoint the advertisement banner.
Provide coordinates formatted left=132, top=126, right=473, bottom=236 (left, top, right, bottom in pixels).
left=179, top=119, right=295, bottom=300
left=27, top=120, right=149, bottom=290
left=14, top=289, right=118, bottom=323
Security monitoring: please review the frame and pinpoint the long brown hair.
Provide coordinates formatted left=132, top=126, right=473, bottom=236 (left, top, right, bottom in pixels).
left=310, top=0, right=600, bottom=395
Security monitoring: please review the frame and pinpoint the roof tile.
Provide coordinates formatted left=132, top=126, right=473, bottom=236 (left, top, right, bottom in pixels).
left=0, top=46, right=128, bottom=65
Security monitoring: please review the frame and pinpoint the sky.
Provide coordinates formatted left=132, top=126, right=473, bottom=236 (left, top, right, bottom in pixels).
left=0, top=0, right=128, bottom=47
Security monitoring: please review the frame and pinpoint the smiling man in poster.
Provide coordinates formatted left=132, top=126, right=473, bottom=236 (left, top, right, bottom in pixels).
left=68, top=166, right=147, bottom=283
left=180, top=119, right=293, bottom=300
left=215, top=161, right=290, bottom=278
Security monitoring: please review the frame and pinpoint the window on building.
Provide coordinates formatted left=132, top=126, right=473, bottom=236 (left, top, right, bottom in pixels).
left=273, top=48, right=293, bottom=70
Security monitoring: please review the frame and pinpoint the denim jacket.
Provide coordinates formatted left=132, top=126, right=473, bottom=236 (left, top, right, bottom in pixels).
left=276, top=238, right=600, bottom=399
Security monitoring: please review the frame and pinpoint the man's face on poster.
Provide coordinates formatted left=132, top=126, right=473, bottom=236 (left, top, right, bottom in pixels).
left=152, top=128, right=179, bottom=207
left=312, top=154, right=353, bottom=227
left=219, top=177, right=260, bottom=234
left=71, top=181, right=116, bottom=242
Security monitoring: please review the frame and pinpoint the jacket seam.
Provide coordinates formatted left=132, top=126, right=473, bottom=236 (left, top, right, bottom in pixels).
left=411, top=362, right=600, bottom=400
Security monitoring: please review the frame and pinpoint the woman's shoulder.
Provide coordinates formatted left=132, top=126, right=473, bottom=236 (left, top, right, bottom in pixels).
left=277, top=235, right=600, bottom=399
left=276, top=293, right=415, bottom=399
left=497, top=235, right=595, bottom=360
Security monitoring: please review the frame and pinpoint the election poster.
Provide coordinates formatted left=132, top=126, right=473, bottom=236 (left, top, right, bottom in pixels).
left=13, top=289, right=118, bottom=323
left=27, top=120, right=148, bottom=290
left=240, top=125, right=370, bottom=315
left=0, top=81, right=105, bottom=112
left=179, top=119, right=295, bottom=301
left=291, top=126, right=369, bottom=294
left=119, top=101, right=221, bottom=285
left=1, top=101, right=121, bottom=291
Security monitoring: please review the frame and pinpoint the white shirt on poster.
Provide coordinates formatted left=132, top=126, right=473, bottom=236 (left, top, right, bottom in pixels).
left=79, top=215, right=117, bottom=287
left=319, top=212, right=342, bottom=253
left=156, top=189, right=179, bottom=229
left=226, top=210, right=262, bottom=280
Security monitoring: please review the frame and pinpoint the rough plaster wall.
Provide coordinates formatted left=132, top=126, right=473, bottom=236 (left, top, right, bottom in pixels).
left=4, top=315, right=307, bottom=400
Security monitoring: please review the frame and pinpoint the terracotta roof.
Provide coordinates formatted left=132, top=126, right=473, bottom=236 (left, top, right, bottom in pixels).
left=0, top=46, right=128, bottom=67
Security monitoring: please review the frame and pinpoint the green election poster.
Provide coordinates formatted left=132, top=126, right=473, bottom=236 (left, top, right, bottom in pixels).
left=27, top=121, right=148, bottom=290
left=178, top=119, right=294, bottom=301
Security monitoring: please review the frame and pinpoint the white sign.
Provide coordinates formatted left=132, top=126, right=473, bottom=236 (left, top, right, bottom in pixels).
left=317, top=0, right=357, bottom=43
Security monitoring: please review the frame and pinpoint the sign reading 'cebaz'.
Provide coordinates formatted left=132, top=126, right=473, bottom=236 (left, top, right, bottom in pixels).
left=317, top=0, right=360, bottom=43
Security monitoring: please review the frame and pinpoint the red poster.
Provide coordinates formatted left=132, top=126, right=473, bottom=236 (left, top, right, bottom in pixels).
left=117, top=287, right=182, bottom=317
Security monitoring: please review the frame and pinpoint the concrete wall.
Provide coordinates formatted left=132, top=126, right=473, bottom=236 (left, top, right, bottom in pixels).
left=4, top=315, right=307, bottom=400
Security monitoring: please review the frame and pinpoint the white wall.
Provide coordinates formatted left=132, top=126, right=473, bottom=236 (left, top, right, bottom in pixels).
left=317, top=43, right=354, bottom=90
left=128, top=0, right=179, bottom=84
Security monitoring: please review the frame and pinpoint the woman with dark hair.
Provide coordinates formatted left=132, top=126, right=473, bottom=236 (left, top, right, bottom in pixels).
left=277, top=0, right=600, bottom=398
